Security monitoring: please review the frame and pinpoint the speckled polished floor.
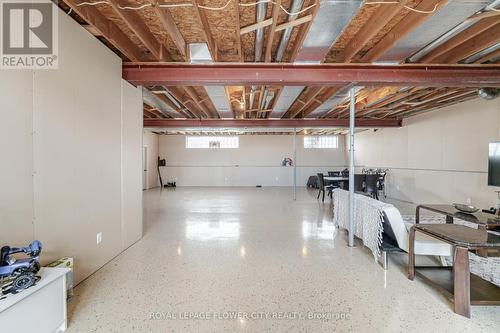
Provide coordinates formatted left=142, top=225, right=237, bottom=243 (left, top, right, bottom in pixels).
left=67, top=187, right=500, bottom=332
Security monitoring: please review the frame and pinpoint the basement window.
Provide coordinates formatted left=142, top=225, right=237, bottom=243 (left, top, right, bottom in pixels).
left=304, top=136, right=338, bottom=149
left=186, top=136, right=239, bottom=149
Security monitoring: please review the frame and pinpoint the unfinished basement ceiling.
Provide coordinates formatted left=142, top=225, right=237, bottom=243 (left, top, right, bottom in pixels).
left=59, top=0, right=500, bottom=124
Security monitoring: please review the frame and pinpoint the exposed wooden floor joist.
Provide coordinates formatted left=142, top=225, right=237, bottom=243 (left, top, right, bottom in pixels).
left=57, top=0, right=500, bottom=124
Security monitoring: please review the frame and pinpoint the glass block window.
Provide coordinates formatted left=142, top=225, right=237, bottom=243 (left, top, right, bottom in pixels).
left=303, top=136, right=338, bottom=149
left=186, top=136, right=239, bottom=149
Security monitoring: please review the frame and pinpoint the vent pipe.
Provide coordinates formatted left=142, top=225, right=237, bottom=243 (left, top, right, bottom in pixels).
left=143, top=88, right=181, bottom=118
left=251, top=3, right=267, bottom=111
left=255, top=3, right=267, bottom=62
left=275, top=0, right=304, bottom=62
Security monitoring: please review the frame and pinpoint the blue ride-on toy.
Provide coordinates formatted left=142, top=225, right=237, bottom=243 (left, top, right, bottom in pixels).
left=0, top=240, right=42, bottom=292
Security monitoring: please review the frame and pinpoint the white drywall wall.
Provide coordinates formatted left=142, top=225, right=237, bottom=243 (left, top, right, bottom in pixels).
left=0, top=9, right=143, bottom=285
left=158, top=134, right=347, bottom=186
left=354, top=97, right=500, bottom=209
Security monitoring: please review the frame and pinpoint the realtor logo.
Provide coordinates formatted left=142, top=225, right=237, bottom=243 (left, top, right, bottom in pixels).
left=1, top=0, right=58, bottom=69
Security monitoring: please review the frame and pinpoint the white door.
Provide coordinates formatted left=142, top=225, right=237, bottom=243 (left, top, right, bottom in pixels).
left=142, top=146, right=148, bottom=190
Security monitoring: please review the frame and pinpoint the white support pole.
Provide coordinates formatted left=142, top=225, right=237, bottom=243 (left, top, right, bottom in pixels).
left=348, top=87, right=356, bottom=247
left=293, top=127, right=297, bottom=201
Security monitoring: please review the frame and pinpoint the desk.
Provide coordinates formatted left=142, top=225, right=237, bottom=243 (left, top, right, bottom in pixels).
left=0, top=267, right=69, bottom=332
left=408, top=224, right=500, bottom=318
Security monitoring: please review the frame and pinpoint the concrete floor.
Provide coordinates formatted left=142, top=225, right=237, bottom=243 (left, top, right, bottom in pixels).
left=67, top=187, right=500, bottom=332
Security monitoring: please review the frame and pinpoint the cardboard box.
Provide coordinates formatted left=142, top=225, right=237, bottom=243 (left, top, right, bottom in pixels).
left=46, top=257, right=73, bottom=299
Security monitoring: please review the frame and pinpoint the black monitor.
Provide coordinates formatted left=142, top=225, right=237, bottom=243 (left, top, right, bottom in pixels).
left=488, top=142, right=500, bottom=186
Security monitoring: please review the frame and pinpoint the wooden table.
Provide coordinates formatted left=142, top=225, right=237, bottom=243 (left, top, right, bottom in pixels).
left=408, top=224, right=500, bottom=318
left=416, top=204, right=500, bottom=230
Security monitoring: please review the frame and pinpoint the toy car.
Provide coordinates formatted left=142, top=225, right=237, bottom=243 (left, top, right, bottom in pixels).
left=0, top=240, right=42, bottom=293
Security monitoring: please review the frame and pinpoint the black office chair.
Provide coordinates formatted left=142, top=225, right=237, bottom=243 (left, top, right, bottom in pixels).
left=341, top=168, right=349, bottom=178
left=354, top=174, right=365, bottom=192
left=317, top=173, right=335, bottom=202
left=365, top=174, right=379, bottom=200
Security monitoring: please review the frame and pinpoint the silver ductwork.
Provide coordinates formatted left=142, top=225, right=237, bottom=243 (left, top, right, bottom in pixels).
left=251, top=2, right=267, bottom=112
left=249, top=87, right=257, bottom=110
left=269, top=86, right=304, bottom=118
left=259, top=89, right=269, bottom=110
left=255, top=2, right=266, bottom=62
left=269, top=0, right=362, bottom=118
left=204, top=86, right=233, bottom=118
left=152, top=88, right=182, bottom=109
left=155, top=89, right=193, bottom=118
left=382, top=0, right=491, bottom=62
left=143, top=87, right=182, bottom=118
left=264, top=90, right=275, bottom=110
left=275, top=0, right=304, bottom=62
left=463, top=42, right=500, bottom=64
left=409, top=0, right=500, bottom=62
left=305, top=85, right=355, bottom=118
left=271, top=1, right=362, bottom=117
left=294, top=0, right=363, bottom=63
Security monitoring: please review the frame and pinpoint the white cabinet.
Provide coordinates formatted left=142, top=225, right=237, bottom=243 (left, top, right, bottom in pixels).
left=0, top=268, right=70, bottom=332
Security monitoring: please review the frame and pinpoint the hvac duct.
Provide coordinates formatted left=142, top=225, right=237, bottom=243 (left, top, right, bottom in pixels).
left=255, top=2, right=266, bottom=62
left=204, top=86, right=234, bottom=118
left=142, top=88, right=182, bottom=118
left=463, top=42, right=500, bottom=64
left=294, top=0, right=363, bottom=63
left=383, top=0, right=491, bottom=62
left=251, top=2, right=267, bottom=111
left=269, top=86, right=304, bottom=118
left=272, top=1, right=362, bottom=117
left=409, top=0, right=500, bottom=62
left=275, top=0, right=304, bottom=62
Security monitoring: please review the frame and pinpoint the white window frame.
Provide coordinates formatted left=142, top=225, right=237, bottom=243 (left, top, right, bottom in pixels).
left=185, top=136, right=239, bottom=149
left=303, top=136, right=338, bottom=149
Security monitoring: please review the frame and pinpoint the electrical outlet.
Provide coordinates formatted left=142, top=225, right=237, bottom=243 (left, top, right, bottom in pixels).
left=275, top=176, right=279, bottom=181
left=466, top=198, right=471, bottom=204
left=96, top=232, right=102, bottom=245
left=225, top=177, right=229, bottom=181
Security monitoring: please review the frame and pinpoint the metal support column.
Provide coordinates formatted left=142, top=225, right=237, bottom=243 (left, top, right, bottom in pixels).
left=293, top=128, right=297, bottom=201
left=348, top=87, right=356, bottom=247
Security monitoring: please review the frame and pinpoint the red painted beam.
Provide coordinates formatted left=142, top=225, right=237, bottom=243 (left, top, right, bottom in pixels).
left=123, top=63, right=500, bottom=87
left=143, top=118, right=402, bottom=128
